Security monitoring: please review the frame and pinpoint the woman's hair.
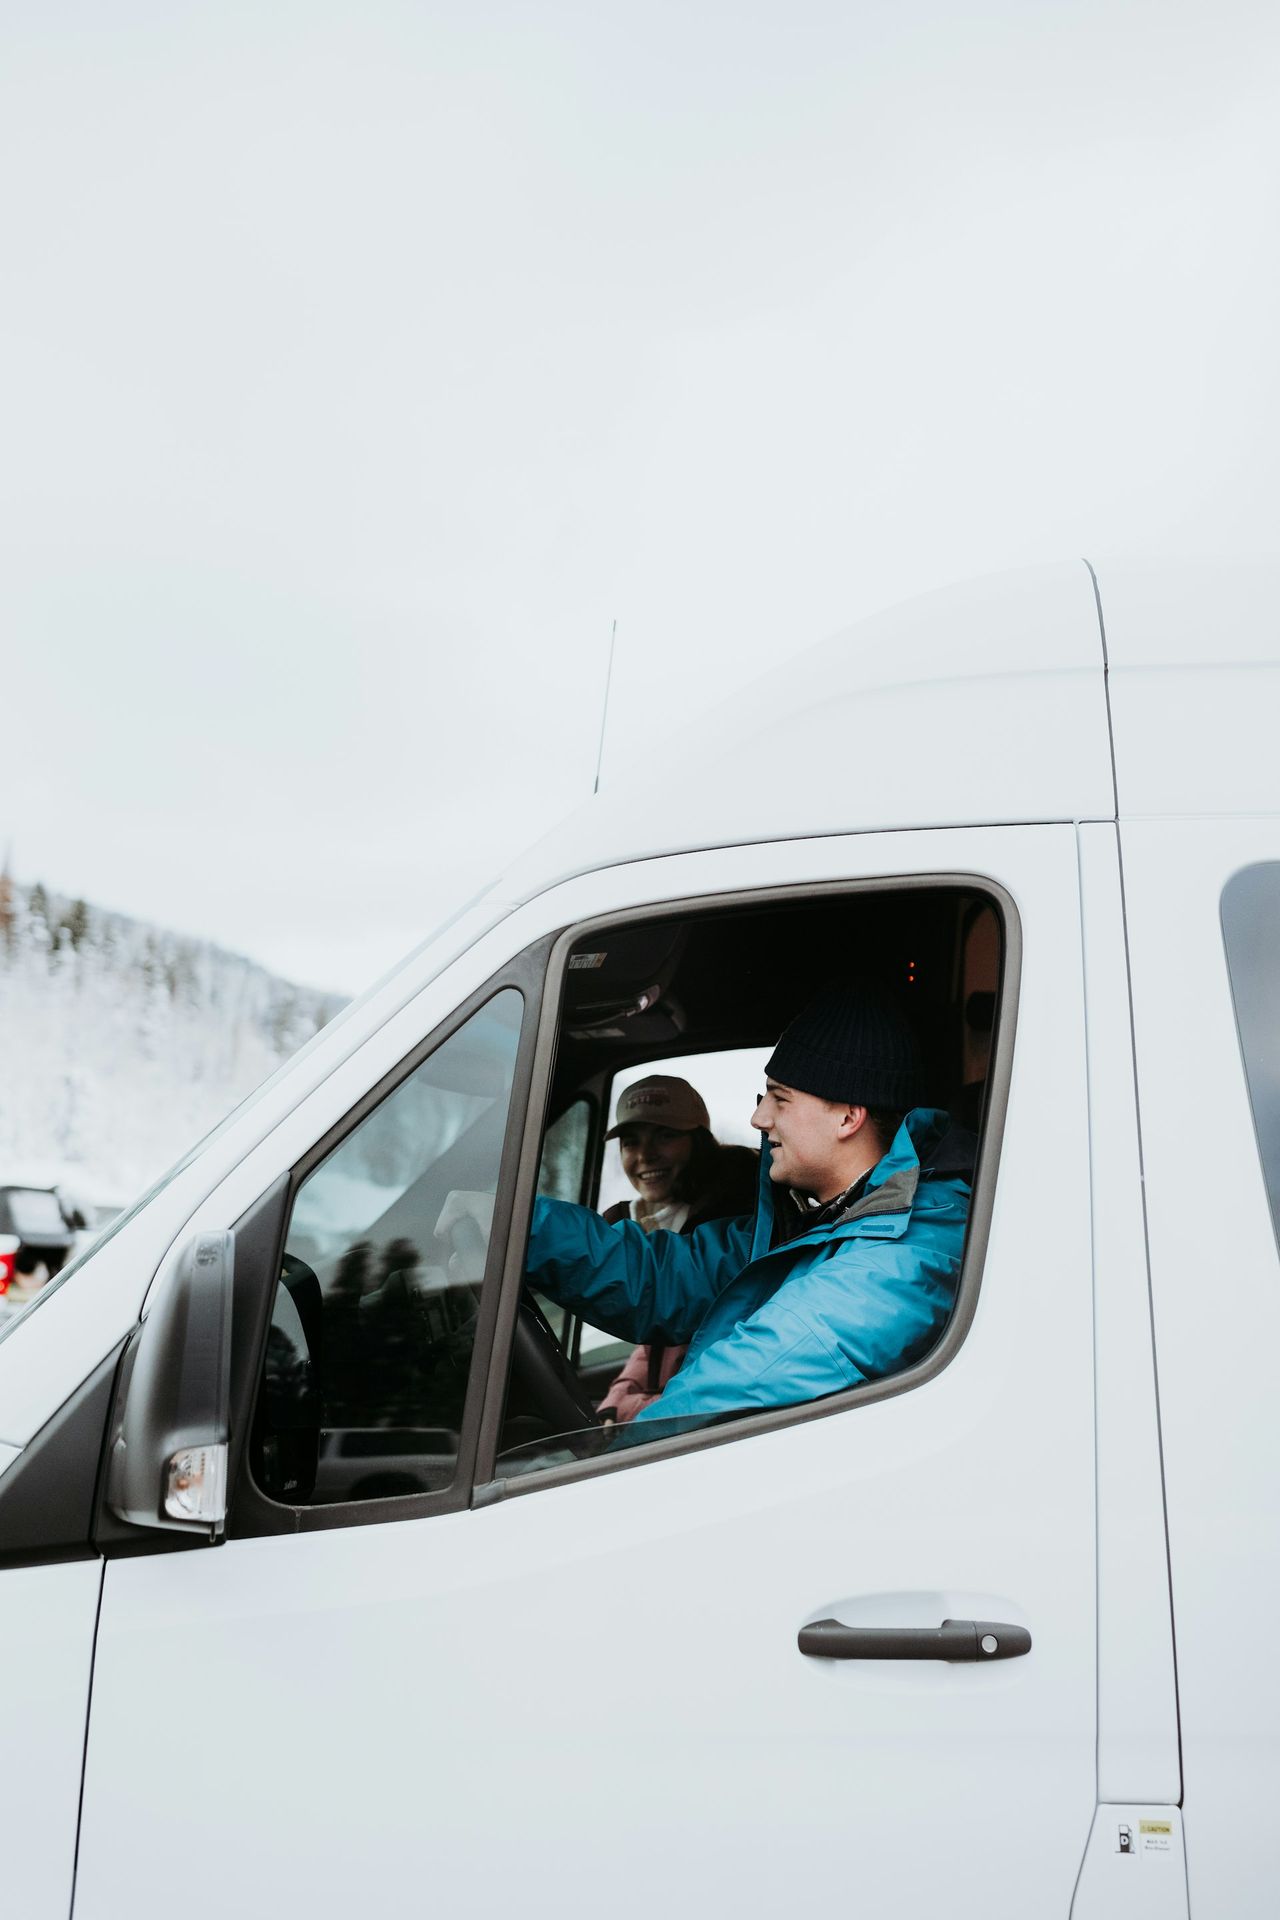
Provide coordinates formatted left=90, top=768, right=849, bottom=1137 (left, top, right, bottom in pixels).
left=673, top=1127, right=761, bottom=1222
left=675, top=1125, right=723, bottom=1202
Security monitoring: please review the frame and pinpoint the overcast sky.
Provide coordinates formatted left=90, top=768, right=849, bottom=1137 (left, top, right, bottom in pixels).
left=2, top=1, right=1278, bottom=995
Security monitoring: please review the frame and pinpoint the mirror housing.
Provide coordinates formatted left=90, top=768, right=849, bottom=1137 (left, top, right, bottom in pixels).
left=107, top=1231, right=234, bottom=1540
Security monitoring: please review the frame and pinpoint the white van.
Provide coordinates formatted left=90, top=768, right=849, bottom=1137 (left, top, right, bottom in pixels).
left=2, top=559, right=1277, bottom=1920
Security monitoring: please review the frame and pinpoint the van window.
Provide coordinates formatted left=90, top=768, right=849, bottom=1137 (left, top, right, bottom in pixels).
left=493, top=886, right=1002, bottom=1486
left=1222, top=863, right=1280, bottom=1253
left=531, top=1097, right=595, bottom=1344
left=250, top=988, right=524, bottom=1507
left=596, top=1047, right=768, bottom=1216
left=537, top=1097, right=593, bottom=1204
left=564, top=1048, right=768, bottom=1378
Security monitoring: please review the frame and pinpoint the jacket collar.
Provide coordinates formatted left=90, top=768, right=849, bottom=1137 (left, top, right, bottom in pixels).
left=752, top=1107, right=958, bottom=1259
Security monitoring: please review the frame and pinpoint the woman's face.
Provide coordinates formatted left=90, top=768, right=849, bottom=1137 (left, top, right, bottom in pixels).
left=617, top=1123, right=693, bottom=1203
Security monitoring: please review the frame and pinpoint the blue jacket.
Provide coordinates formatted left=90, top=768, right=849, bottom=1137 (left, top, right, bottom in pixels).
left=526, top=1108, right=972, bottom=1427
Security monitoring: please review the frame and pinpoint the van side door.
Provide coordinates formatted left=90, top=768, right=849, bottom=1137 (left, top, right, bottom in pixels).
left=74, top=825, right=1100, bottom=1920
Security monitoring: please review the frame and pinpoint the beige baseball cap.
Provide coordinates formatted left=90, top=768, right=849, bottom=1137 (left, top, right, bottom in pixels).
left=605, top=1075, right=711, bottom=1138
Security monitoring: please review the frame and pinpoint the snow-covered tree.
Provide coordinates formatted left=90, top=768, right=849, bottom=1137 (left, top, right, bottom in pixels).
left=0, top=879, right=345, bottom=1203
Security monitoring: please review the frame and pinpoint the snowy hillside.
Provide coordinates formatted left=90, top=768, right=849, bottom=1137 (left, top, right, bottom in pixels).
left=0, top=875, right=344, bottom=1205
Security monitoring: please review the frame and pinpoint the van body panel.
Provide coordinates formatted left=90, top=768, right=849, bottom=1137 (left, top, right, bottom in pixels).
left=1120, top=816, right=1280, bottom=1911
left=7, top=564, right=1278, bottom=1914
left=75, top=824, right=1099, bottom=1919
left=3, top=1560, right=101, bottom=1920
left=1095, top=560, right=1280, bottom=819
left=495, top=562, right=1113, bottom=905
left=1071, top=1805, right=1188, bottom=1917
left=1077, top=825, right=1180, bottom=1802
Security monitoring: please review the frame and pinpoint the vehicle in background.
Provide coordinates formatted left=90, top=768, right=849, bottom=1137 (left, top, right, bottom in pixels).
left=0, top=1179, right=123, bottom=1318
left=0, top=1175, right=76, bottom=1282
left=0, top=1234, right=20, bottom=1315
left=311, top=1426, right=460, bottom=1504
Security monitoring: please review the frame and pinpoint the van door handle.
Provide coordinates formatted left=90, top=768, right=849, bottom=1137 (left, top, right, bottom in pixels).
left=797, top=1617, right=1032, bottom=1662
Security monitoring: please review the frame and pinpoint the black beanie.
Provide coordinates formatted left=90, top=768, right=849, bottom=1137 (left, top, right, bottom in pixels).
left=764, top=982, right=923, bottom=1109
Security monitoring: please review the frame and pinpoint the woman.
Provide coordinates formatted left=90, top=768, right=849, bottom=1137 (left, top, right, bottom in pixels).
left=596, top=1074, right=758, bottom=1422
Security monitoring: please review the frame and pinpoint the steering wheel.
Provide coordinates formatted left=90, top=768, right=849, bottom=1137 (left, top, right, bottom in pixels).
left=511, top=1289, right=600, bottom=1433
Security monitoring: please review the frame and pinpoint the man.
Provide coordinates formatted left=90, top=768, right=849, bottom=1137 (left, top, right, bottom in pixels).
left=523, top=982, right=974, bottom=1427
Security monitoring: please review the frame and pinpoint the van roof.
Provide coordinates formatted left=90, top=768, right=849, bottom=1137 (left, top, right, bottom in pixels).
left=497, top=556, right=1280, bottom=907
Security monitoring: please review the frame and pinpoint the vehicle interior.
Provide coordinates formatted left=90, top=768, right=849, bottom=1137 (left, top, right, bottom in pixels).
left=250, top=884, right=1004, bottom=1509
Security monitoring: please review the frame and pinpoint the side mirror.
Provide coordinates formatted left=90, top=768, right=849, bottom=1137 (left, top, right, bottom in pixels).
left=107, top=1231, right=234, bottom=1540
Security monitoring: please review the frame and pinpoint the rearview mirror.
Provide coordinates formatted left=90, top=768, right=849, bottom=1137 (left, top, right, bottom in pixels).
left=106, top=1231, right=234, bottom=1539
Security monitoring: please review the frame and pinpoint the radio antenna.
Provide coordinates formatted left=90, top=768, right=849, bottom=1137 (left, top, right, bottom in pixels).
left=593, top=617, right=618, bottom=794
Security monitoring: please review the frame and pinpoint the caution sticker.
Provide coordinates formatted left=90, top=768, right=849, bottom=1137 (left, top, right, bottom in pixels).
left=1140, top=1820, right=1173, bottom=1856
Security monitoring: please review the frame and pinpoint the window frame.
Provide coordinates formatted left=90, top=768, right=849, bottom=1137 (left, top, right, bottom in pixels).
left=228, top=935, right=554, bottom=1538
left=472, top=869, right=1021, bottom=1504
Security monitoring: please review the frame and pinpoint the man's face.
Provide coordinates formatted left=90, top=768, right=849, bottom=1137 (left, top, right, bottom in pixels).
left=751, top=1078, right=851, bottom=1195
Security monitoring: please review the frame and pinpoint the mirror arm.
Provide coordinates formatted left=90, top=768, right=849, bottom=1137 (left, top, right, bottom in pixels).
left=106, top=1231, right=234, bottom=1541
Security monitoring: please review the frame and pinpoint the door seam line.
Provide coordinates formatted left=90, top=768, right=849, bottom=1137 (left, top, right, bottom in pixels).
left=68, top=1557, right=106, bottom=1919
left=1085, top=561, right=1186, bottom=1806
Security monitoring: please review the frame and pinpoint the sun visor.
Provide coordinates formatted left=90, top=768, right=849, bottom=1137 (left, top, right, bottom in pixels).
left=562, top=924, right=686, bottom=1042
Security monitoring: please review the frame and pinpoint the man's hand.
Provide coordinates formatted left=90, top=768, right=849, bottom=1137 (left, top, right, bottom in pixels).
left=435, top=1190, right=496, bottom=1285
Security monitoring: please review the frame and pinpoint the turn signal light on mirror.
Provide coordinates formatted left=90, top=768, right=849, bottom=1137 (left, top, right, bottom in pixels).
left=164, top=1444, right=228, bottom=1528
